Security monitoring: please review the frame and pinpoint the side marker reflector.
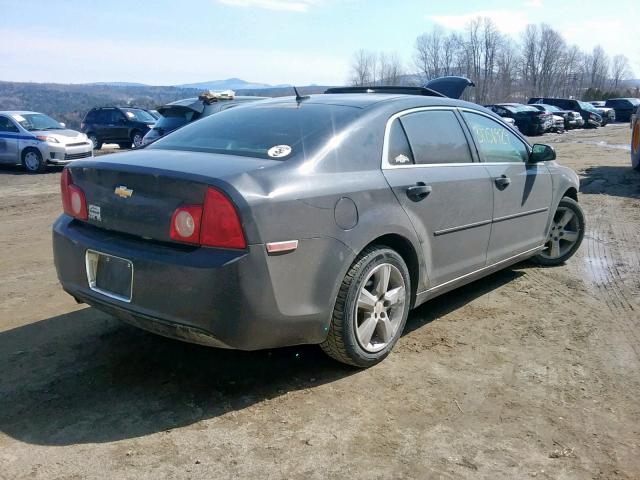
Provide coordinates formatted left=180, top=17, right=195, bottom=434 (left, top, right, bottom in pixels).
left=266, top=240, right=299, bottom=254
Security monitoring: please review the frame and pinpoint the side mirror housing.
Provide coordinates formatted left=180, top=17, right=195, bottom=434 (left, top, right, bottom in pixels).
left=529, top=144, right=556, bottom=163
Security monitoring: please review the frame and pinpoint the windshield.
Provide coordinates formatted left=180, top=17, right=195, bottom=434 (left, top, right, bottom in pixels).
left=629, top=98, right=640, bottom=106
left=579, top=101, right=599, bottom=113
left=121, top=108, right=156, bottom=123
left=507, top=105, right=535, bottom=113
left=149, top=102, right=360, bottom=160
left=11, top=113, right=62, bottom=131
left=541, top=104, right=561, bottom=112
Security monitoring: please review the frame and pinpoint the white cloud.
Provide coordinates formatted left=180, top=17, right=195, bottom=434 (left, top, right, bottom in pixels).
left=217, top=0, right=320, bottom=12
left=429, top=10, right=529, bottom=35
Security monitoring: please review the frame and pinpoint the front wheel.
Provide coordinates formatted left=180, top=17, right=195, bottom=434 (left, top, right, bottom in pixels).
left=22, top=148, right=46, bottom=173
left=131, top=131, right=144, bottom=148
left=532, top=197, right=585, bottom=266
left=321, top=246, right=411, bottom=367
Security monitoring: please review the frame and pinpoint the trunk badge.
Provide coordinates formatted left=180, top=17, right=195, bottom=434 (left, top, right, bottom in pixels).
left=115, top=186, right=133, bottom=198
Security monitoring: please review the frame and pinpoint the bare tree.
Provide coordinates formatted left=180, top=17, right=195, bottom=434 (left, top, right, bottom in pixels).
left=611, top=54, right=632, bottom=90
left=589, top=45, right=609, bottom=90
left=350, top=49, right=375, bottom=86
left=378, top=52, right=404, bottom=85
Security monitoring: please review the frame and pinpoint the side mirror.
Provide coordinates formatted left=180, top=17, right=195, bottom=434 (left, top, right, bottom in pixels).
left=529, top=144, right=556, bottom=163
left=59, top=122, right=66, bottom=128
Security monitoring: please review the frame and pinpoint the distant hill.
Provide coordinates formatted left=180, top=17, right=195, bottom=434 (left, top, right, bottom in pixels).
left=0, top=80, right=338, bottom=130
left=176, top=78, right=291, bottom=91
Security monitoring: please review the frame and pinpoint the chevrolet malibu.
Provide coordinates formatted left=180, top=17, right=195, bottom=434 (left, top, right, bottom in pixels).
left=52, top=88, right=585, bottom=367
left=0, top=111, right=93, bottom=172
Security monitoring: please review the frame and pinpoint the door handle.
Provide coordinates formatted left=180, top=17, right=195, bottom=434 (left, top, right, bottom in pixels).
left=406, top=182, right=432, bottom=202
left=494, top=175, right=511, bottom=189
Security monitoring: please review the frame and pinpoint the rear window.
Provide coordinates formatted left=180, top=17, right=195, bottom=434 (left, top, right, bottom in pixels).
left=154, top=108, right=198, bottom=131
left=149, top=103, right=360, bottom=160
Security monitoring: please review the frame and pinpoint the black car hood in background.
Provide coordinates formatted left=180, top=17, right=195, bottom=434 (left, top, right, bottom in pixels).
left=424, top=76, right=475, bottom=99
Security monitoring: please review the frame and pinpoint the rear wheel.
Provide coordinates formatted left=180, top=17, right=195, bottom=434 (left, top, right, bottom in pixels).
left=88, top=133, right=102, bottom=150
left=22, top=148, right=46, bottom=173
left=321, top=246, right=411, bottom=367
left=532, top=197, right=585, bottom=266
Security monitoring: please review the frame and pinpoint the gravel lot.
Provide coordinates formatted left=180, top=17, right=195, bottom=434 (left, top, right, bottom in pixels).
left=0, top=125, right=638, bottom=479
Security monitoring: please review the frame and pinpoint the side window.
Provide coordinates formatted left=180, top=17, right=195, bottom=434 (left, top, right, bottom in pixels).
left=111, top=110, right=126, bottom=123
left=387, top=118, right=414, bottom=166
left=399, top=110, right=472, bottom=165
left=84, top=110, right=97, bottom=123
left=0, top=116, right=19, bottom=133
left=462, top=111, right=529, bottom=163
left=95, top=110, right=110, bottom=123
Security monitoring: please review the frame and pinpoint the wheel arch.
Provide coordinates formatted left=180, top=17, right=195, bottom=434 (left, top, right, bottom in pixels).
left=563, top=187, right=578, bottom=201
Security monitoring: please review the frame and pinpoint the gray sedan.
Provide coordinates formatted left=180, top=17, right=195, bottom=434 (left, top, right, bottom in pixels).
left=52, top=88, right=585, bottom=367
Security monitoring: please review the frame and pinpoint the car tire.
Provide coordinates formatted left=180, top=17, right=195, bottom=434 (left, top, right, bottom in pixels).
left=88, top=133, right=102, bottom=150
left=320, top=245, right=411, bottom=367
left=631, top=120, right=640, bottom=171
left=131, top=131, right=143, bottom=148
left=532, top=197, right=585, bottom=267
left=21, top=148, right=46, bottom=173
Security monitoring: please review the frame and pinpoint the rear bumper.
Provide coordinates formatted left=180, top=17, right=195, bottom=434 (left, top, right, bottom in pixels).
left=52, top=215, right=353, bottom=350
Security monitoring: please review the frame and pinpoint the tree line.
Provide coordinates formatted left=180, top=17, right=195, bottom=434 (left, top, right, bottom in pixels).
left=349, top=18, right=638, bottom=103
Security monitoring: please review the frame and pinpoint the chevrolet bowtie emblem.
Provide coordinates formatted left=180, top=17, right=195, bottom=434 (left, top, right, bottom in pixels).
left=114, top=186, right=133, bottom=198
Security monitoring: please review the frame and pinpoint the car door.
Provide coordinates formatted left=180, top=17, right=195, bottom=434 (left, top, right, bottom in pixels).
left=0, top=115, right=21, bottom=164
left=460, top=110, right=552, bottom=264
left=382, top=108, right=493, bottom=287
left=109, top=109, right=130, bottom=142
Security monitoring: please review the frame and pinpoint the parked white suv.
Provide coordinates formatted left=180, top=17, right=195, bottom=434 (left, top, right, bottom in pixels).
left=0, top=111, right=93, bottom=173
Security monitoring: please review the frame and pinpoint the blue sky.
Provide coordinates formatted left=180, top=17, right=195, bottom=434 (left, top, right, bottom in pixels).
left=1, top=0, right=638, bottom=85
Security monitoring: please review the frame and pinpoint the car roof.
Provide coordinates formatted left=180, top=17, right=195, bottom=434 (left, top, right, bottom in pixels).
left=0, top=110, right=41, bottom=115
left=163, top=96, right=265, bottom=108
left=254, top=93, right=474, bottom=110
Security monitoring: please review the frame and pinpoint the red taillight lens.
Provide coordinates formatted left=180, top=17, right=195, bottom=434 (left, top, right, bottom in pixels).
left=170, top=205, right=202, bottom=244
left=201, top=187, right=246, bottom=249
left=60, top=168, right=88, bottom=220
left=169, top=187, right=246, bottom=249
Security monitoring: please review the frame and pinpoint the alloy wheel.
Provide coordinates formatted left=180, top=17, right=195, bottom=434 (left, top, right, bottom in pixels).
left=354, top=263, right=406, bottom=353
left=539, top=206, right=581, bottom=260
left=24, top=152, right=40, bottom=171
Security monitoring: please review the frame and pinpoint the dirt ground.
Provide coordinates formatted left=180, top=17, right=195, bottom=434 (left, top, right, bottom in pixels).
left=0, top=125, right=638, bottom=480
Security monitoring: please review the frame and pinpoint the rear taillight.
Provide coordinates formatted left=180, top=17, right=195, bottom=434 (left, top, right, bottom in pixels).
left=169, top=187, right=246, bottom=249
left=60, top=168, right=88, bottom=220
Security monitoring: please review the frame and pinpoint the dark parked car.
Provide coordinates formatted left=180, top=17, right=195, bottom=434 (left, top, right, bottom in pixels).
left=604, top=98, right=640, bottom=123
left=142, top=91, right=266, bottom=146
left=530, top=104, right=584, bottom=130
left=53, top=86, right=584, bottom=367
left=588, top=101, right=615, bottom=125
left=528, top=98, right=602, bottom=128
left=484, top=103, right=552, bottom=135
left=81, top=107, right=157, bottom=150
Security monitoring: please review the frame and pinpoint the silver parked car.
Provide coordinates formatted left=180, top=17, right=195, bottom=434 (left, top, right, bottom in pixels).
left=0, top=111, right=93, bottom=173
left=52, top=85, right=585, bottom=367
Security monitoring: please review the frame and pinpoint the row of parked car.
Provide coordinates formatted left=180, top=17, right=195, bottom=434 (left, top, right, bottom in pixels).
left=1, top=89, right=638, bottom=172
left=484, top=97, right=640, bottom=136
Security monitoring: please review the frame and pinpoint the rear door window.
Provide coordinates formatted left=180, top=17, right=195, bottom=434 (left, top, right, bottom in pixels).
left=399, top=110, right=472, bottom=165
left=462, top=111, right=529, bottom=163
left=387, top=119, right=414, bottom=166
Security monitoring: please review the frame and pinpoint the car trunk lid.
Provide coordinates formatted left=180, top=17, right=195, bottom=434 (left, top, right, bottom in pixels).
left=68, top=149, right=275, bottom=244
